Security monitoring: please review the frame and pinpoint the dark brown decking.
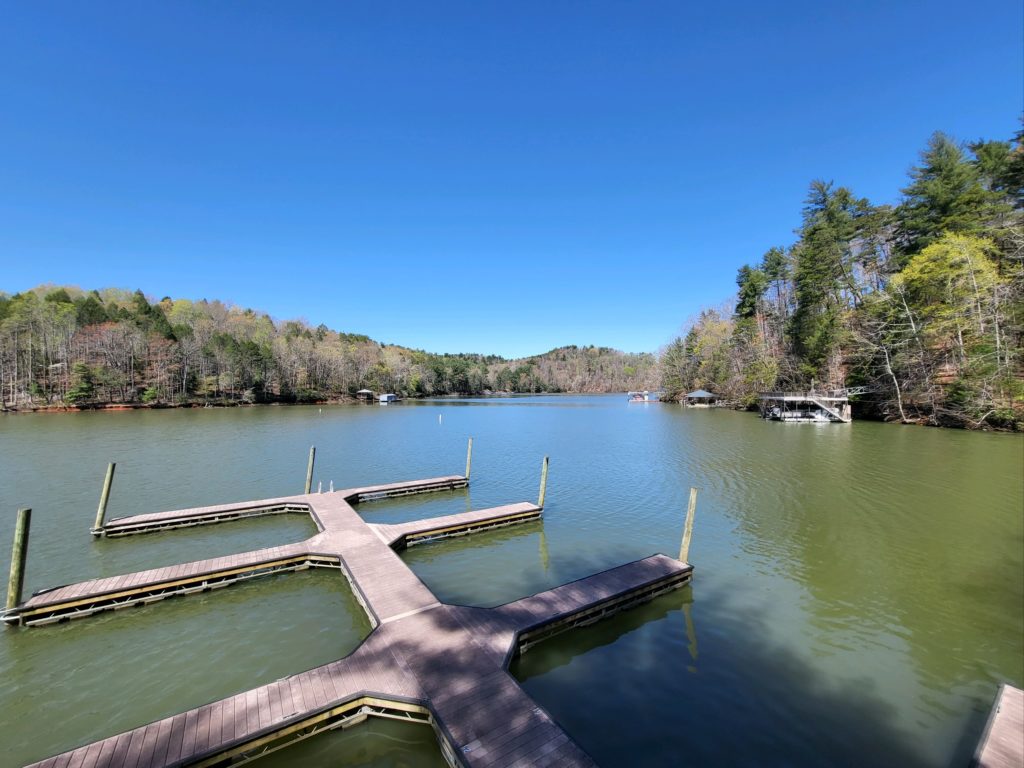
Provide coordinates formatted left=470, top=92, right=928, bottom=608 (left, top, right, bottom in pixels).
left=973, top=684, right=1024, bottom=768
left=12, top=472, right=695, bottom=767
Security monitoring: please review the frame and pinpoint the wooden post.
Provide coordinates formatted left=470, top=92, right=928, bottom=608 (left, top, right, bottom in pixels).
left=92, top=462, right=116, bottom=535
left=679, top=487, right=697, bottom=564
left=465, top=437, right=473, bottom=480
left=6, top=508, right=31, bottom=611
left=537, top=456, right=549, bottom=509
left=304, top=446, right=316, bottom=494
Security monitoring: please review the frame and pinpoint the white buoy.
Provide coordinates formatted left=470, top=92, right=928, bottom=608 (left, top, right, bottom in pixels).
left=318, top=481, right=322, bottom=494
left=438, top=414, right=443, bottom=425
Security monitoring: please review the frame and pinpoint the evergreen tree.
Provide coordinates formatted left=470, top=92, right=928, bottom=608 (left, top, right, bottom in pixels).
left=788, top=181, right=869, bottom=382
left=65, top=363, right=96, bottom=404
left=897, top=132, right=995, bottom=256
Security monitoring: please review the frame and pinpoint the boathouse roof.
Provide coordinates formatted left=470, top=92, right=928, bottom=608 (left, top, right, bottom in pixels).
left=686, top=389, right=718, bottom=398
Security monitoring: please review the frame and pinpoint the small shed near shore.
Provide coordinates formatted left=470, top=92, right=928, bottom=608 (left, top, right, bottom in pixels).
left=684, top=389, right=719, bottom=407
left=355, top=389, right=375, bottom=401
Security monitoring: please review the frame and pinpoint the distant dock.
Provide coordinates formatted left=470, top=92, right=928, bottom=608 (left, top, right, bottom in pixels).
left=8, top=450, right=695, bottom=767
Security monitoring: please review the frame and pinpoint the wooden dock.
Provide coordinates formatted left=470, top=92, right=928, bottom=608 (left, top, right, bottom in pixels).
left=10, top=470, right=694, bottom=767
left=973, top=684, right=1024, bottom=768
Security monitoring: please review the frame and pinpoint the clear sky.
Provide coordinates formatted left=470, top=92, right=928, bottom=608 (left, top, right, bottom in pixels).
left=1, top=2, right=1021, bottom=358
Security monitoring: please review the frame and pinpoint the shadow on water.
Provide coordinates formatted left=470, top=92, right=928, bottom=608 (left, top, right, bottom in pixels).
left=501, top=568, right=954, bottom=768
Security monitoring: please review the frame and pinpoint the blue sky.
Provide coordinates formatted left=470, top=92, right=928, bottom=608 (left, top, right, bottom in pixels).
left=1, top=2, right=1020, bottom=358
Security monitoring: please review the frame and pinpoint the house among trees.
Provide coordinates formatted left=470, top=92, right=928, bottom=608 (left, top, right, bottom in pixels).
left=684, top=389, right=719, bottom=407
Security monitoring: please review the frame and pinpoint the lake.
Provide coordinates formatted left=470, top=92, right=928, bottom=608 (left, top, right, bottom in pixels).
left=1, top=396, right=1021, bottom=767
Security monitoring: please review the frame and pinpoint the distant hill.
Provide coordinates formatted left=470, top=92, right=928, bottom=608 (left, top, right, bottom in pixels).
left=0, top=285, right=657, bottom=408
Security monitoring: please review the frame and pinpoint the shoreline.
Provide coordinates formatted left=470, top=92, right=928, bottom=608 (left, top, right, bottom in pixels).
left=2, top=394, right=1018, bottom=432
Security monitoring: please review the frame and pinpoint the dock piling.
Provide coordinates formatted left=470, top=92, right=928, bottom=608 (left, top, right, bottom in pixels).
left=92, top=462, right=116, bottom=535
left=465, top=437, right=473, bottom=480
left=305, top=446, right=316, bottom=494
left=538, top=456, right=549, bottom=509
left=6, top=508, right=31, bottom=611
left=679, top=487, right=697, bottom=564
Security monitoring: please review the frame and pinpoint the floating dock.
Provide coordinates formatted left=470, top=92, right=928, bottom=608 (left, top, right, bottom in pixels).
left=973, top=684, right=1024, bottom=768
left=10, top=463, right=694, bottom=767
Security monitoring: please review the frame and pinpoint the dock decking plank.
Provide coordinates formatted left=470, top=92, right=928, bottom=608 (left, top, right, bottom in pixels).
left=92, top=738, right=120, bottom=768
left=230, top=694, right=248, bottom=747
left=120, top=724, right=150, bottom=768
left=219, top=695, right=235, bottom=745
left=242, top=688, right=258, bottom=734
left=105, top=732, right=132, bottom=768
left=178, top=707, right=199, bottom=762
left=146, top=718, right=174, bottom=767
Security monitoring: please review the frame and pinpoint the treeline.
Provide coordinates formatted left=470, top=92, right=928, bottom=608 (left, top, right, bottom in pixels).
left=661, top=128, right=1024, bottom=430
left=0, top=287, right=656, bottom=408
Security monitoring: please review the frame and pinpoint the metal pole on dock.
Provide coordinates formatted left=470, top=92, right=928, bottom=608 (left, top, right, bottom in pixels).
left=679, top=487, right=697, bottom=564
left=465, top=437, right=473, bottom=480
left=6, top=508, right=31, bottom=611
left=537, top=456, right=549, bottom=509
left=304, top=446, right=316, bottom=494
left=92, top=462, right=116, bottom=535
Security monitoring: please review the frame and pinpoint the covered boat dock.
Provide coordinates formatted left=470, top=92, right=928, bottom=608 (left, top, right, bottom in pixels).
left=684, top=389, right=719, bottom=407
left=758, top=390, right=854, bottom=423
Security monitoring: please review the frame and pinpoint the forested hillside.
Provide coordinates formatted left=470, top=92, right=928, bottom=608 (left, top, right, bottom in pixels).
left=0, top=288, right=656, bottom=408
left=661, top=128, right=1024, bottom=429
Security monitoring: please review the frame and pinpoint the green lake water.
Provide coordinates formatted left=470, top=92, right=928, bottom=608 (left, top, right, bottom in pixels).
left=0, top=396, right=1021, bottom=767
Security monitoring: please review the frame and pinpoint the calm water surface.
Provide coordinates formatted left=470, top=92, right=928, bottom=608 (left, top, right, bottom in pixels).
left=1, top=396, right=1021, bottom=766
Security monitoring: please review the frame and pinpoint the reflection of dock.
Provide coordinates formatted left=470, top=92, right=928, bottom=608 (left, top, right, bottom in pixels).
left=973, top=684, right=1024, bottom=768
left=10, top=459, right=694, bottom=767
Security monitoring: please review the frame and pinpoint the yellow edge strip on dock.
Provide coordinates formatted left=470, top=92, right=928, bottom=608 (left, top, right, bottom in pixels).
left=19, top=555, right=338, bottom=618
left=190, top=695, right=433, bottom=768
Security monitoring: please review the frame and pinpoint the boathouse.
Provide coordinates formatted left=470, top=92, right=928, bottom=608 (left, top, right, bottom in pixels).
left=355, top=388, right=375, bottom=401
left=684, top=389, right=719, bottom=407
left=758, top=390, right=852, bottom=423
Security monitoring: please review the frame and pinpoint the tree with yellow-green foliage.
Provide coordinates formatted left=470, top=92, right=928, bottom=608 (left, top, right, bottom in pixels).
left=661, top=124, right=1023, bottom=429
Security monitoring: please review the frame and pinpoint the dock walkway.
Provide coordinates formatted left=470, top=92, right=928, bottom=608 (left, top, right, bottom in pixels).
left=11, top=472, right=694, bottom=767
left=973, top=684, right=1024, bottom=768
